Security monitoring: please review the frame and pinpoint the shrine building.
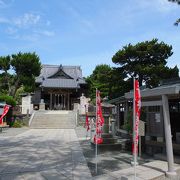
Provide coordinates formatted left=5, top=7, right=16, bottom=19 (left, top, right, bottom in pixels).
left=32, top=64, right=87, bottom=110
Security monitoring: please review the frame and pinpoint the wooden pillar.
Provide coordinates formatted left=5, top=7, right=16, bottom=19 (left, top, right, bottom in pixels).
left=50, top=93, right=52, bottom=110
left=58, top=94, right=59, bottom=105
left=67, top=93, right=70, bottom=110
left=54, top=94, right=56, bottom=108
left=64, top=94, right=66, bottom=109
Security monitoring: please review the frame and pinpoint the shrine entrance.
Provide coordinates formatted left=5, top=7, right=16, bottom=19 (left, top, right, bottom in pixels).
left=41, top=88, right=80, bottom=111
left=42, top=89, right=72, bottom=110
left=49, top=92, right=70, bottom=110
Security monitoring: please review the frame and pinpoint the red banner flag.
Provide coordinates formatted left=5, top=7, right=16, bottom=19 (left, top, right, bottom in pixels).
left=0, top=105, right=10, bottom=125
left=133, top=79, right=141, bottom=154
left=94, top=90, right=104, bottom=144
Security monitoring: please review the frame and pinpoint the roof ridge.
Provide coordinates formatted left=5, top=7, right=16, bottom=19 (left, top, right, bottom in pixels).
left=43, top=64, right=81, bottom=68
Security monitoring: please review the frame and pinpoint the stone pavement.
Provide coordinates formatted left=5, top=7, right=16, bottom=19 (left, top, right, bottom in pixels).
left=75, top=127, right=154, bottom=176
left=1, top=127, right=180, bottom=180
left=76, top=127, right=180, bottom=179
left=0, top=128, right=92, bottom=180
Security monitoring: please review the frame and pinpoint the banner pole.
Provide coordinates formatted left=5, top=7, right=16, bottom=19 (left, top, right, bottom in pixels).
left=95, top=88, right=98, bottom=174
left=133, top=77, right=137, bottom=180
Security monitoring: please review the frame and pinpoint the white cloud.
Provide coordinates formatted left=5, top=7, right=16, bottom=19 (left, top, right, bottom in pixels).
left=155, top=0, right=178, bottom=12
left=0, top=17, right=10, bottom=23
left=0, top=0, right=5, bottom=7
left=6, top=27, right=17, bottom=35
left=12, top=34, right=39, bottom=42
left=0, top=0, right=14, bottom=8
left=136, top=0, right=178, bottom=13
left=34, top=30, right=55, bottom=37
left=41, top=30, right=55, bottom=37
left=13, top=13, right=41, bottom=28
left=65, top=5, right=95, bottom=31
left=46, top=20, right=51, bottom=26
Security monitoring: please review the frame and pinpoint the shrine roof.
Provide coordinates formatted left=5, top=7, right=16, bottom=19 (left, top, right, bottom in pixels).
left=42, top=78, right=80, bottom=89
left=35, top=64, right=86, bottom=88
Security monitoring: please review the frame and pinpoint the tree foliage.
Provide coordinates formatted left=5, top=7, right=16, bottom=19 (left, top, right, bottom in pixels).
left=0, top=52, right=41, bottom=97
left=86, top=64, right=112, bottom=100
left=86, top=64, right=131, bottom=101
left=112, top=39, right=179, bottom=88
left=0, top=95, right=16, bottom=106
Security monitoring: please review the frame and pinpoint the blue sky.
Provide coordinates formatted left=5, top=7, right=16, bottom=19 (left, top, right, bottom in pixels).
left=0, top=0, right=179, bottom=77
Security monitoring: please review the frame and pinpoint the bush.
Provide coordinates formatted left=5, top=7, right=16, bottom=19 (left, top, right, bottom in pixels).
left=0, top=95, right=16, bottom=106
left=11, top=117, right=29, bottom=128
left=12, top=120, right=23, bottom=128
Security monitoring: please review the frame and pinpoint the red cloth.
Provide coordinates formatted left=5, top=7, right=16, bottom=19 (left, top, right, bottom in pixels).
left=0, top=105, right=10, bottom=124
left=94, top=90, right=104, bottom=144
left=132, top=79, right=141, bottom=155
left=94, top=135, right=103, bottom=144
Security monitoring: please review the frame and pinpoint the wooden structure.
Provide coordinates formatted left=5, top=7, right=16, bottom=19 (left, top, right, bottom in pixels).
left=109, top=79, right=180, bottom=177
left=33, top=65, right=87, bottom=110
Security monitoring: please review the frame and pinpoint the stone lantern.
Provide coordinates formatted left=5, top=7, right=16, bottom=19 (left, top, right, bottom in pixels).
left=101, top=97, right=115, bottom=134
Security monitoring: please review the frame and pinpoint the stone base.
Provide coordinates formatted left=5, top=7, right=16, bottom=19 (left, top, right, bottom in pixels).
left=131, top=161, right=139, bottom=166
left=39, top=103, right=45, bottom=110
left=166, top=171, right=177, bottom=179
left=121, top=176, right=143, bottom=180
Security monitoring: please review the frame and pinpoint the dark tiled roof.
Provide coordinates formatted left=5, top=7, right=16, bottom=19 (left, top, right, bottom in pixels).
left=42, top=79, right=80, bottom=88
left=36, top=64, right=86, bottom=88
left=38, top=65, right=83, bottom=79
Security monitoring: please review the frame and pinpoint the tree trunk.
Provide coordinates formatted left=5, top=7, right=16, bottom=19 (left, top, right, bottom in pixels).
left=4, top=70, right=11, bottom=95
left=10, top=78, right=20, bottom=97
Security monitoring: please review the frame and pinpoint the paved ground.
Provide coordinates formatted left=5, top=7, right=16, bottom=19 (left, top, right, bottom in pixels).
left=1, top=127, right=180, bottom=180
left=75, top=127, right=154, bottom=177
left=0, top=128, right=92, bottom=180
left=0, top=127, right=29, bottom=137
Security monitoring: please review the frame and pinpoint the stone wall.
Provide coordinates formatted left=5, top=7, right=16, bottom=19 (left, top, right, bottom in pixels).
left=22, top=95, right=33, bottom=114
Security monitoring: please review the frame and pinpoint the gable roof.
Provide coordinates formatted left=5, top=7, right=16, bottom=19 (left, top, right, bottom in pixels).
left=48, top=65, right=74, bottom=79
left=42, top=79, right=80, bottom=89
left=36, top=64, right=86, bottom=88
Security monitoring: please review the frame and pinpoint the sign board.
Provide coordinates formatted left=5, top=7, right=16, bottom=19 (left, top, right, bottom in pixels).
left=155, top=113, right=160, bottom=123
left=112, top=106, right=117, bottom=114
left=139, top=120, right=145, bottom=136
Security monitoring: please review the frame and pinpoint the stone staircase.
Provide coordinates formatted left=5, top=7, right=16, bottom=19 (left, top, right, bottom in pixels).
left=30, top=110, right=76, bottom=129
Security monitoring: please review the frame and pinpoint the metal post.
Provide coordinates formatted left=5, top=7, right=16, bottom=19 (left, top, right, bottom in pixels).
left=139, top=136, right=141, bottom=157
left=95, top=88, right=98, bottom=174
left=133, top=78, right=137, bottom=179
left=162, top=95, right=177, bottom=178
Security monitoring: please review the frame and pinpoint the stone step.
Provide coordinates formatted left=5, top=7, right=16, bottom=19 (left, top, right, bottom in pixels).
left=30, top=110, right=76, bottom=129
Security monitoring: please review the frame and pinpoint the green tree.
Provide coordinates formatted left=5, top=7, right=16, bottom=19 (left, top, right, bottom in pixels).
left=86, top=64, right=131, bottom=101
left=10, top=52, right=41, bottom=97
left=0, top=52, right=41, bottom=97
left=86, top=64, right=112, bottom=101
left=0, top=56, right=11, bottom=92
left=112, top=39, right=179, bottom=88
